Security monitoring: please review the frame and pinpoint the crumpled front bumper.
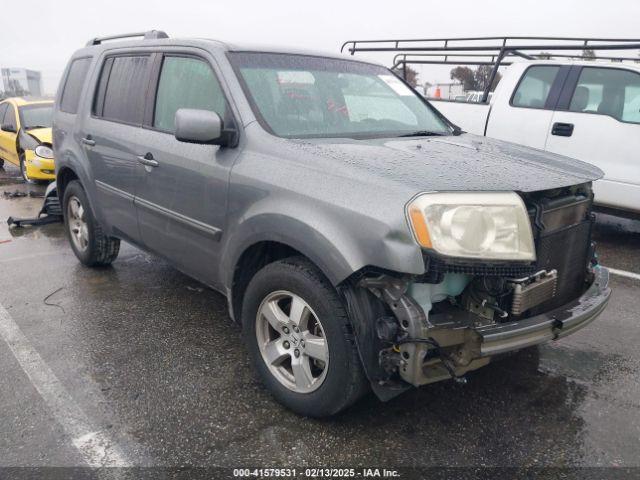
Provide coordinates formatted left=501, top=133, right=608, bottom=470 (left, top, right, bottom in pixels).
left=476, top=266, right=611, bottom=356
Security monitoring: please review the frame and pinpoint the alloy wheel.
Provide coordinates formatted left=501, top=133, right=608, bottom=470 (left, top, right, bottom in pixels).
left=67, top=195, right=89, bottom=252
left=256, top=290, right=329, bottom=393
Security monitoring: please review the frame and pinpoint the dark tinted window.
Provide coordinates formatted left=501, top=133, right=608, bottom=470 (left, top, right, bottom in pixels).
left=4, top=104, right=17, bottom=130
left=512, top=66, right=560, bottom=109
left=0, top=103, right=8, bottom=124
left=60, top=57, right=91, bottom=114
left=569, top=67, right=640, bottom=123
left=153, top=56, right=226, bottom=132
left=99, top=56, right=149, bottom=125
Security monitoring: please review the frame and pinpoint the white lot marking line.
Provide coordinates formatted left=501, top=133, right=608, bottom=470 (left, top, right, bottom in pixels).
left=0, top=302, right=129, bottom=467
left=605, top=266, right=640, bottom=282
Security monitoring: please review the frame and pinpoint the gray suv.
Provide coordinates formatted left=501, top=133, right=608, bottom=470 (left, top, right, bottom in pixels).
left=53, top=31, right=611, bottom=417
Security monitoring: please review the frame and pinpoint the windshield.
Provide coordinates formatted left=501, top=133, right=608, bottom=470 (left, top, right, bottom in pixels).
left=229, top=53, right=451, bottom=139
left=19, top=104, right=53, bottom=130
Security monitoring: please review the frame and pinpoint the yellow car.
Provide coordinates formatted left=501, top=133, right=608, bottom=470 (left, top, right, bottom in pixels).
left=0, top=97, right=55, bottom=182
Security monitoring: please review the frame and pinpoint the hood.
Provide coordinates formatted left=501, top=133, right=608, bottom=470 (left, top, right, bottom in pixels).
left=283, top=133, right=603, bottom=193
left=24, top=127, right=52, bottom=145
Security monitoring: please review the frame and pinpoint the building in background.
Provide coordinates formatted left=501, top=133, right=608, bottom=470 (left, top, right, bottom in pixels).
left=1, top=68, right=43, bottom=97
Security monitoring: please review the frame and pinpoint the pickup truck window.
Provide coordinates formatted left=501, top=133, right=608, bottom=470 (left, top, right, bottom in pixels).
left=229, top=53, right=451, bottom=139
left=511, top=66, right=560, bottom=109
left=153, top=56, right=227, bottom=133
left=568, top=67, right=640, bottom=124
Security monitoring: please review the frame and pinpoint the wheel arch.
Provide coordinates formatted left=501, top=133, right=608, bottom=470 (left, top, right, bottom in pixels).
left=56, top=166, right=79, bottom=202
left=228, top=239, right=335, bottom=324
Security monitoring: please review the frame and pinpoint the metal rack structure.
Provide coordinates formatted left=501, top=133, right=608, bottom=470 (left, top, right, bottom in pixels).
left=341, top=36, right=640, bottom=102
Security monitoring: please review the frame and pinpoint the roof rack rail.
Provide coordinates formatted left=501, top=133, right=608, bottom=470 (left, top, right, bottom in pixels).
left=341, top=36, right=640, bottom=102
left=86, top=30, right=169, bottom=46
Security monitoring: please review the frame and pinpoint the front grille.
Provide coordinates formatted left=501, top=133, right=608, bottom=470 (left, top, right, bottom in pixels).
left=527, top=218, right=592, bottom=315
left=425, top=257, right=536, bottom=278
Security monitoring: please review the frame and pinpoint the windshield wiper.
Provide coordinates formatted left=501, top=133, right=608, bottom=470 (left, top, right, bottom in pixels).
left=25, top=125, right=49, bottom=130
left=397, top=130, right=445, bottom=138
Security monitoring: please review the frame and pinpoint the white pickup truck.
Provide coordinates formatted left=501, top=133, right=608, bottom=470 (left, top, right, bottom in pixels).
left=432, top=60, right=640, bottom=218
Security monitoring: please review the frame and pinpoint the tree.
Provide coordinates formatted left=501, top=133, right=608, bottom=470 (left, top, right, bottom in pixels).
left=403, top=66, right=419, bottom=88
left=474, top=65, right=502, bottom=92
left=582, top=48, right=596, bottom=60
left=450, top=66, right=477, bottom=91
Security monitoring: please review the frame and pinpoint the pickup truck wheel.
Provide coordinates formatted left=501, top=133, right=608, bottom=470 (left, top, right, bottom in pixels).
left=63, top=180, right=120, bottom=267
left=242, top=257, right=368, bottom=417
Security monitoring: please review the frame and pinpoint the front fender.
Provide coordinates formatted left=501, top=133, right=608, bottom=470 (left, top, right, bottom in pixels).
left=219, top=193, right=426, bottom=292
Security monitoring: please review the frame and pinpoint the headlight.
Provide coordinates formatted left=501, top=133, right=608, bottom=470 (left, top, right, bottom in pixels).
left=407, top=192, right=535, bottom=261
left=35, top=145, right=54, bottom=159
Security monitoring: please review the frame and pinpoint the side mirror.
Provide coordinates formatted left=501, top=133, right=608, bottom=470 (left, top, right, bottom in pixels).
left=174, top=109, right=225, bottom=145
left=1, top=124, right=17, bottom=133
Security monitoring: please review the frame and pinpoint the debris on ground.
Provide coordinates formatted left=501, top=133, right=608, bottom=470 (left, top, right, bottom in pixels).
left=7, top=182, right=62, bottom=228
left=3, top=190, right=44, bottom=198
left=43, top=287, right=66, bottom=314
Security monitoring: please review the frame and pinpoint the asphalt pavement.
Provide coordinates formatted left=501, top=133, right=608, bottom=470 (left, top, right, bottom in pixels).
left=0, top=164, right=639, bottom=476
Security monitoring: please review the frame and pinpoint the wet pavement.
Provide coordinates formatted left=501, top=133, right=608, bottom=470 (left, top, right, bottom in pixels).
left=0, top=163, right=639, bottom=472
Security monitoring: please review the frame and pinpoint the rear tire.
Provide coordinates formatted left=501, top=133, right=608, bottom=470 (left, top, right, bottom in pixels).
left=242, top=256, right=369, bottom=417
left=62, top=180, right=120, bottom=267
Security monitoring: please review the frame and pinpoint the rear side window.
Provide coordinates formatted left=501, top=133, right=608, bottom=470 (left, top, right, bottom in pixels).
left=512, top=66, right=560, bottom=109
left=568, top=67, right=640, bottom=124
left=95, top=55, right=149, bottom=125
left=60, top=58, right=91, bottom=114
left=153, top=56, right=226, bottom=132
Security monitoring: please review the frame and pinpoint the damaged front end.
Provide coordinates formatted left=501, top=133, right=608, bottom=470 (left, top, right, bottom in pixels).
left=343, top=184, right=611, bottom=400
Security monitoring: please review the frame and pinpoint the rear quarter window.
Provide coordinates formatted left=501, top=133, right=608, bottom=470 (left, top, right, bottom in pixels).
left=60, top=57, right=92, bottom=114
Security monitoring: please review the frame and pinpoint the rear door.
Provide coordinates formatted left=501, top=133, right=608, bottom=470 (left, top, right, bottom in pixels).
left=133, top=51, right=239, bottom=286
left=486, top=64, right=567, bottom=149
left=83, top=53, right=152, bottom=242
left=545, top=66, right=640, bottom=212
left=0, top=102, right=20, bottom=165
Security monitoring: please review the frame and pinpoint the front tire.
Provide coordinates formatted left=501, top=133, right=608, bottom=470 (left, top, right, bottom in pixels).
left=242, top=257, right=368, bottom=417
left=19, top=153, right=31, bottom=183
left=62, top=180, right=120, bottom=267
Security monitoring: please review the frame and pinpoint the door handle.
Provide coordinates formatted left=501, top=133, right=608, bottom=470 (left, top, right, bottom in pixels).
left=81, top=136, right=96, bottom=146
left=137, top=153, right=159, bottom=168
left=551, top=122, right=574, bottom=137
